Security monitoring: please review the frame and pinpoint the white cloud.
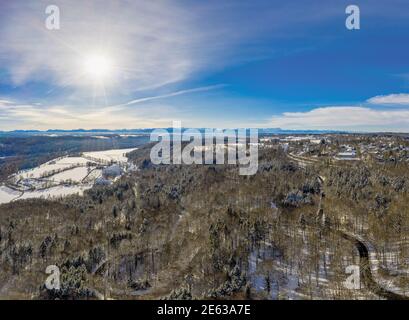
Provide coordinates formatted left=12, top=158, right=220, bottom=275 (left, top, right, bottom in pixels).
left=0, top=1, right=351, bottom=99
left=271, top=106, right=409, bottom=132
left=119, top=85, right=226, bottom=106
left=0, top=84, right=224, bottom=130
left=0, top=99, right=185, bottom=130
left=0, top=99, right=13, bottom=105
left=367, top=93, right=409, bottom=105
left=0, top=1, right=225, bottom=96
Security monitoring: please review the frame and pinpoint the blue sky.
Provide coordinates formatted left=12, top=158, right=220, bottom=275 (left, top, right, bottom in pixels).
left=1, top=0, right=409, bottom=131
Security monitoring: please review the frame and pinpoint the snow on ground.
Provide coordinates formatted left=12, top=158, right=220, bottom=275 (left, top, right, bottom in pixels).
left=1, top=148, right=137, bottom=205
left=18, top=185, right=92, bottom=201
left=83, top=169, right=102, bottom=182
left=17, top=149, right=134, bottom=181
left=51, top=166, right=90, bottom=183
left=0, top=186, right=22, bottom=204
left=54, top=157, right=95, bottom=166
left=17, top=157, right=95, bottom=180
left=18, top=163, right=68, bottom=179
left=83, top=148, right=137, bottom=163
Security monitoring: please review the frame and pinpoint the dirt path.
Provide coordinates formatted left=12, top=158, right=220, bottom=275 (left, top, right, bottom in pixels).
left=312, top=173, right=409, bottom=300
left=337, top=229, right=408, bottom=300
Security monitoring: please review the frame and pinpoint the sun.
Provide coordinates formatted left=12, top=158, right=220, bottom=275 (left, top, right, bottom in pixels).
left=77, top=51, right=118, bottom=101
left=82, top=53, right=113, bottom=82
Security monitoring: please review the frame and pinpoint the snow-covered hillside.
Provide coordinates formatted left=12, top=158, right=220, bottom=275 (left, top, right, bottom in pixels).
left=0, top=148, right=137, bottom=205
left=83, top=148, right=136, bottom=164
left=0, top=185, right=21, bottom=204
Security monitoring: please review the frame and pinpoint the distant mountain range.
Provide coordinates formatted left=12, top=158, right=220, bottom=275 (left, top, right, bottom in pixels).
left=0, top=128, right=349, bottom=137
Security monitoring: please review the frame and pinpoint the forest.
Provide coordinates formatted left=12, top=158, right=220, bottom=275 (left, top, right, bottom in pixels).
left=0, top=139, right=408, bottom=299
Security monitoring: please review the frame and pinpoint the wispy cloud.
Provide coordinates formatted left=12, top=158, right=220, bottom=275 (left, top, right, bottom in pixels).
left=0, top=1, right=283, bottom=99
left=367, top=93, right=409, bottom=105
left=271, top=93, right=409, bottom=132
left=2, top=1, right=409, bottom=131
left=271, top=106, right=409, bottom=132
left=0, top=98, right=185, bottom=130
left=0, top=1, right=219, bottom=95
left=0, top=1, right=352, bottom=98
left=0, top=99, right=14, bottom=105
left=119, top=84, right=226, bottom=106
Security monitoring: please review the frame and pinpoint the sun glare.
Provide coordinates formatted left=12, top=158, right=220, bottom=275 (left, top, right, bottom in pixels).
left=82, top=53, right=113, bottom=81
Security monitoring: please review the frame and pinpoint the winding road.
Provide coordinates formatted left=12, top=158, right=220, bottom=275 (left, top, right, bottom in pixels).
left=287, top=153, right=409, bottom=299
left=338, top=229, right=408, bottom=300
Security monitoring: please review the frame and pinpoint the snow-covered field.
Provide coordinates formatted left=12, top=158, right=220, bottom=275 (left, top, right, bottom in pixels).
left=0, top=148, right=137, bottom=205
left=51, top=166, right=90, bottom=183
left=0, top=181, right=92, bottom=204
left=16, top=157, right=96, bottom=180
left=0, top=186, right=22, bottom=204
left=83, top=168, right=103, bottom=183
left=83, top=148, right=136, bottom=163
left=54, top=157, right=96, bottom=166
left=18, top=185, right=92, bottom=201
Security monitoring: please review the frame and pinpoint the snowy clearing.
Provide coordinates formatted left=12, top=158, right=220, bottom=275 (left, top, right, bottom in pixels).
left=1, top=148, right=137, bottom=205
left=16, top=156, right=96, bottom=180
left=18, top=185, right=92, bottom=201
left=83, top=148, right=136, bottom=163
left=51, top=166, right=90, bottom=183
left=0, top=186, right=22, bottom=204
